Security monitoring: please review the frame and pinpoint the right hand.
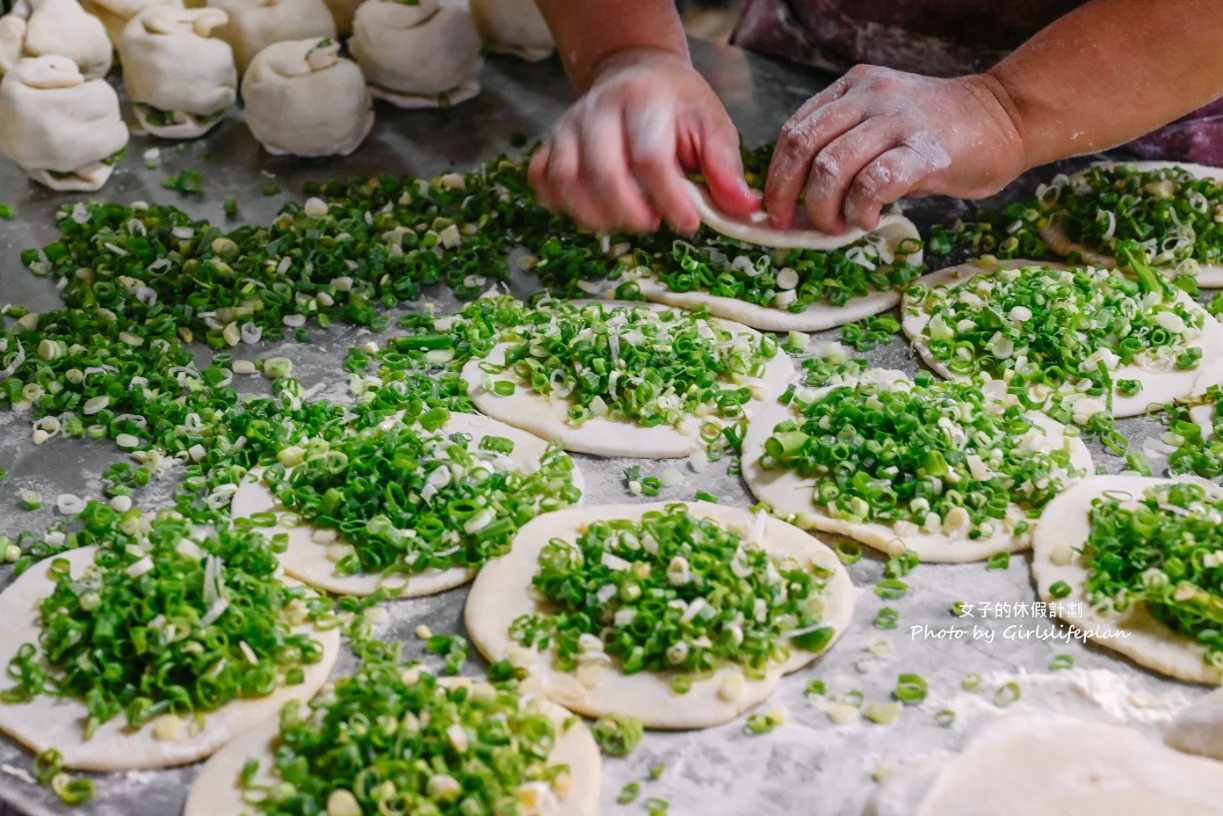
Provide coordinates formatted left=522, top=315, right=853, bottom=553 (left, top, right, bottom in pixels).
left=529, top=47, right=760, bottom=235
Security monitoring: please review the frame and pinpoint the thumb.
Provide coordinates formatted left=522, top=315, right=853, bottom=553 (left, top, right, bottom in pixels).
left=698, top=125, right=761, bottom=217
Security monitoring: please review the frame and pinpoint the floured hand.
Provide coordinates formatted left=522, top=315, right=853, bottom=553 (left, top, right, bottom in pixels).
left=529, top=47, right=759, bottom=234
left=764, top=66, right=1028, bottom=234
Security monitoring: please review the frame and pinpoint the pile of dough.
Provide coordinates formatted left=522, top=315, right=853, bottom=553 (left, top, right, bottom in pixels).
left=461, top=303, right=794, bottom=459
left=470, top=0, right=555, bottom=61
left=0, top=0, right=112, bottom=80
left=185, top=676, right=602, bottom=816
left=1166, top=688, right=1223, bottom=762
left=465, top=502, right=856, bottom=729
left=632, top=180, right=924, bottom=332
left=119, top=7, right=237, bottom=139
left=82, top=0, right=182, bottom=47
left=0, top=56, right=129, bottom=192
left=241, top=37, right=373, bottom=157
left=350, top=0, right=483, bottom=109
left=230, top=412, right=585, bottom=597
left=1042, top=161, right=1223, bottom=287
left=0, top=546, right=341, bottom=770
left=742, top=368, right=1093, bottom=562
left=207, top=0, right=335, bottom=73
left=320, top=0, right=362, bottom=33
left=866, top=715, right=1223, bottom=816
left=1032, top=475, right=1223, bottom=684
left=902, top=259, right=1223, bottom=417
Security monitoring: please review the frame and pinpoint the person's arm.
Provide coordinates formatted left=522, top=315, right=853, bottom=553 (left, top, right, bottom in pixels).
left=528, top=0, right=758, bottom=234
left=764, top=0, right=1223, bottom=234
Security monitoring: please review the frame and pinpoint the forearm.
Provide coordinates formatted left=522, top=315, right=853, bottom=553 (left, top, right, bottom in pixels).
left=988, top=0, right=1223, bottom=169
left=534, top=0, right=689, bottom=91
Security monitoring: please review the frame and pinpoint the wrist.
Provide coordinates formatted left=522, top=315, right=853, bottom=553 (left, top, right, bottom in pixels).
left=970, top=71, right=1031, bottom=176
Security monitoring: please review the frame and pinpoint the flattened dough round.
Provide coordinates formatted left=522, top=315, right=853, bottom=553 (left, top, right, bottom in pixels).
left=465, top=502, right=856, bottom=730
left=231, top=412, right=584, bottom=597
left=184, top=677, right=601, bottom=816
left=1041, top=161, right=1223, bottom=287
left=866, top=716, right=1223, bottom=816
left=742, top=369, right=1093, bottom=562
left=0, top=546, right=340, bottom=771
left=1032, top=474, right=1223, bottom=684
left=462, top=310, right=794, bottom=459
left=902, top=260, right=1223, bottom=417
left=1165, top=688, right=1223, bottom=762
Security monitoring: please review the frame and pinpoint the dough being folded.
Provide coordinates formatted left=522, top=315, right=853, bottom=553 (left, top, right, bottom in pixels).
left=470, top=0, right=555, bottom=61
left=0, top=56, right=129, bottom=191
left=207, top=0, right=335, bottom=73
left=350, top=0, right=482, bottom=109
left=120, top=7, right=237, bottom=139
left=241, top=37, right=373, bottom=157
left=0, top=0, right=113, bottom=81
left=82, top=0, right=183, bottom=48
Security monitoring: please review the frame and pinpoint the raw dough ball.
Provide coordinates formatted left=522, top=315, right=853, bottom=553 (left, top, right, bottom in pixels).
left=466, top=502, right=856, bottom=729
left=82, top=0, right=183, bottom=47
left=119, top=7, right=237, bottom=139
left=241, top=37, right=373, bottom=157
left=0, top=0, right=112, bottom=80
left=320, top=0, right=362, bottom=33
left=0, top=56, right=129, bottom=192
left=470, top=0, right=554, bottom=61
left=866, top=716, right=1223, bottom=816
left=0, top=546, right=341, bottom=770
left=350, top=0, right=482, bottom=109
left=1166, top=688, right=1223, bottom=762
left=207, top=0, right=335, bottom=73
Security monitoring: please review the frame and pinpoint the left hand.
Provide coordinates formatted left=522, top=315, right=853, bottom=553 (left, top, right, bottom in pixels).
left=764, top=65, right=1030, bottom=234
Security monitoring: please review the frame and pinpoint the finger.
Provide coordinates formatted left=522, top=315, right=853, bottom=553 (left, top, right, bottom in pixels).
left=764, top=98, right=863, bottom=229
left=802, top=118, right=900, bottom=234
left=578, top=111, right=658, bottom=233
left=547, top=126, right=604, bottom=230
left=528, top=143, right=557, bottom=210
left=843, top=145, right=929, bottom=230
left=697, top=117, right=760, bottom=217
left=627, top=102, right=699, bottom=235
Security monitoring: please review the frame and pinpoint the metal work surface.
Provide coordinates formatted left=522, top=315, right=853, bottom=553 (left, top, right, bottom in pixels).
left=0, top=38, right=1207, bottom=816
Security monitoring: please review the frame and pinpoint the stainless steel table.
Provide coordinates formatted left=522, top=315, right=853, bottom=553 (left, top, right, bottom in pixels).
left=0, top=38, right=1204, bottom=816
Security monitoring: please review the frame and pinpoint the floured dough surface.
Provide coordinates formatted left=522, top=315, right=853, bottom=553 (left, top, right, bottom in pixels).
left=0, top=546, right=340, bottom=770
left=465, top=502, right=856, bottom=729
left=902, top=260, right=1223, bottom=417
left=1165, top=688, right=1223, bottom=762
left=1032, top=474, right=1223, bottom=684
left=184, top=677, right=602, bottom=816
left=742, top=369, right=1093, bottom=562
left=461, top=308, right=794, bottom=458
left=867, top=715, right=1223, bottom=816
left=469, top=0, right=553, bottom=61
left=231, top=411, right=584, bottom=597
left=1041, top=161, right=1223, bottom=287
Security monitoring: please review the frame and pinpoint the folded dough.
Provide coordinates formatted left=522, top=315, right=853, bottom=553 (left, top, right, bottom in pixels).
left=0, top=56, right=129, bottom=191
left=0, top=0, right=113, bottom=81
left=241, top=37, right=373, bottom=157
left=1166, top=689, right=1223, bottom=763
left=350, top=0, right=482, bottom=109
left=82, top=0, right=183, bottom=47
left=207, top=0, right=335, bottom=73
left=470, top=0, right=555, bottom=61
left=120, top=8, right=237, bottom=139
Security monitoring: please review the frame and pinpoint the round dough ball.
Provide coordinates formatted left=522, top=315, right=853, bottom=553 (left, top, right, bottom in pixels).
left=82, top=0, right=183, bottom=47
left=2, top=0, right=113, bottom=80
left=120, top=7, right=237, bottom=139
left=350, top=0, right=482, bottom=109
left=470, top=0, right=554, bottom=61
left=241, top=37, right=373, bottom=157
left=0, top=55, right=129, bottom=191
left=208, top=0, right=335, bottom=73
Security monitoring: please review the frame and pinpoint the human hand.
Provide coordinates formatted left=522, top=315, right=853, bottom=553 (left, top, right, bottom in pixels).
left=529, top=47, right=759, bottom=234
left=764, top=65, right=1029, bottom=234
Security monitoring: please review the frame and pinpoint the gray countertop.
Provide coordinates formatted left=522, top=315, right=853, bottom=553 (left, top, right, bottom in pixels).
left=0, top=37, right=1206, bottom=816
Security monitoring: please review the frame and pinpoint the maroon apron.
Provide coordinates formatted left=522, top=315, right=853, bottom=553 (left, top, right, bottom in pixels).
left=733, top=0, right=1223, bottom=165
